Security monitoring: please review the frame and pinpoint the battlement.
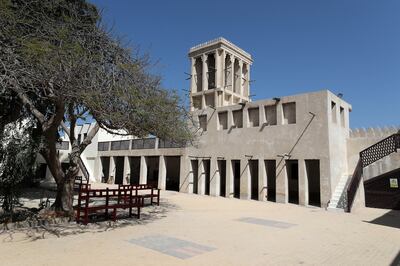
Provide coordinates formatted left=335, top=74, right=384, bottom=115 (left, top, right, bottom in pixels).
left=350, top=126, right=400, bottom=138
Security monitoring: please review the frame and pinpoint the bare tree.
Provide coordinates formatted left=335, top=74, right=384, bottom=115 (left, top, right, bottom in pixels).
left=0, top=0, right=193, bottom=216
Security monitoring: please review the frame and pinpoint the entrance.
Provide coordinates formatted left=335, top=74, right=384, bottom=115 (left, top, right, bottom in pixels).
left=265, top=160, right=276, bottom=202
left=191, top=160, right=199, bottom=194
left=100, top=157, right=110, bottom=183
left=232, top=160, right=241, bottom=198
left=204, top=160, right=211, bottom=195
left=129, top=156, right=140, bottom=185
left=146, top=156, right=159, bottom=187
left=114, top=156, right=124, bottom=184
left=286, top=160, right=299, bottom=204
left=218, top=160, right=226, bottom=197
left=166, top=156, right=181, bottom=192
left=249, top=160, right=259, bottom=200
left=306, top=160, right=321, bottom=207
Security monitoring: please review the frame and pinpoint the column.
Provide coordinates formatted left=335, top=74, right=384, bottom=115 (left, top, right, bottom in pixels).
left=299, top=159, right=308, bottom=206
left=215, top=50, right=221, bottom=88
left=190, top=57, right=196, bottom=93
left=221, top=50, right=226, bottom=88
left=226, top=158, right=234, bottom=198
left=94, top=156, right=102, bottom=183
left=259, top=103, right=266, bottom=125
left=276, top=160, right=288, bottom=203
left=109, top=157, right=116, bottom=184
left=202, top=54, right=208, bottom=91
left=238, top=60, right=243, bottom=96
left=230, top=55, right=235, bottom=92
left=201, top=94, right=206, bottom=109
left=179, top=156, right=190, bottom=193
left=277, top=102, right=284, bottom=125
left=240, top=158, right=250, bottom=199
left=158, top=155, right=166, bottom=190
left=210, top=158, right=220, bottom=196
left=139, top=156, right=147, bottom=184
left=198, top=159, right=206, bottom=195
left=123, top=156, right=131, bottom=184
left=259, top=158, right=267, bottom=201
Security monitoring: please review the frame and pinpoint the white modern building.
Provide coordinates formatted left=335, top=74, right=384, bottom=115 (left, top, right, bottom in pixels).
left=38, top=38, right=400, bottom=212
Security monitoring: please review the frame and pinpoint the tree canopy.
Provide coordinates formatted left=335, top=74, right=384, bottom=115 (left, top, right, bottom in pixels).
left=0, top=0, right=194, bottom=215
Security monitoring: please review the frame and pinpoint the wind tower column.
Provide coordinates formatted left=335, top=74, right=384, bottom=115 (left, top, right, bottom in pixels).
left=202, top=54, right=208, bottom=92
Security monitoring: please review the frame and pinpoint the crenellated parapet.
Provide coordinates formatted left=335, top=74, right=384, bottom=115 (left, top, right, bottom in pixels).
left=350, top=126, right=400, bottom=138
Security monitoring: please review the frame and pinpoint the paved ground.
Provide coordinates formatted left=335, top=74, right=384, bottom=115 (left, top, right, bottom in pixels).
left=1, top=190, right=400, bottom=266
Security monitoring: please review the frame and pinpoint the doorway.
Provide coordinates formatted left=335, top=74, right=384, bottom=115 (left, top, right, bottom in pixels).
left=166, top=156, right=181, bottom=192
left=191, top=160, right=199, bottom=194
left=100, top=157, right=110, bottom=183
left=204, top=160, right=211, bottom=195
left=129, top=157, right=140, bottom=185
left=218, top=160, right=226, bottom=197
left=232, top=160, right=241, bottom=198
left=114, top=156, right=124, bottom=185
left=146, top=156, right=159, bottom=187
left=306, top=160, right=321, bottom=207
left=249, top=160, right=259, bottom=200
left=265, top=160, right=276, bottom=202
left=286, top=160, right=299, bottom=204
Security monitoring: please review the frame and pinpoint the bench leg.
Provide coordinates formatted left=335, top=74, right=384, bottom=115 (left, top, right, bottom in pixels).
left=137, top=206, right=140, bottom=219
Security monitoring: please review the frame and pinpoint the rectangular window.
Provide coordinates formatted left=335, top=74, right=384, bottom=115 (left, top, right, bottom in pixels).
left=218, top=112, right=228, bottom=130
left=264, top=105, right=277, bottom=126
left=331, top=101, right=337, bottom=123
left=199, top=115, right=207, bottom=131
left=283, top=102, right=296, bottom=124
left=77, top=134, right=82, bottom=144
left=340, top=106, right=345, bottom=127
left=248, top=107, right=259, bottom=127
left=232, top=110, right=243, bottom=128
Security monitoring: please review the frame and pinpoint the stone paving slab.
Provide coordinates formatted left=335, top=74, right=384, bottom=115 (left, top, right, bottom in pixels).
left=128, top=234, right=215, bottom=259
left=237, top=217, right=297, bottom=228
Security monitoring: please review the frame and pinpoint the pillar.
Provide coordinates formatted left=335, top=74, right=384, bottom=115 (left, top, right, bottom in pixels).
left=215, top=49, right=221, bottom=89
left=226, top=158, right=234, bottom=198
left=158, top=155, right=166, bottom=190
left=179, top=156, right=190, bottom=193
left=190, top=57, right=196, bottom=93
left=259, top=158, right=267, bottom=201
left=139, top=156, right=147, bottom=184
left=277, top=102, right=284, bottom=125
left=109, top=157, right=116, bottom=184
left=230, top=55, right=235, bottom=92
left=299, top=159, right=308, bottom=206
left=123, top=156, right=131, bottom=184
left=238, top=60, right=243, bottom=96
left=198, top=159, right=206, bottom=195
left=94, top=156, right=102, bottom=183
left=202, top=54, right=208, bottom=91
left=210, top=158, right=220, bottom=196
left=240, top=158, right=250, bottom=200
left=276, top=159, right=288, bottom=203
left=221, top=50, right=226, bottom=88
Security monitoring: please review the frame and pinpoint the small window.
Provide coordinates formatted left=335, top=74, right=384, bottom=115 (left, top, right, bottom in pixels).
left=77, top=134, right=82, bottom=144
left=198, top=115, right=207, bottom=131
left=331, top=101, right=337, bottom=123
left=248, top=107, right=259, bottom=127
left=232, top=110, right=243, bottom=128
left=283, top=102, right=296, bottom=124
left=83, top=133, right=87, bottom=140
left=264, top=105, right=277, bottom=126
left=340, top=107, right=345, bottom=127
left=218, top=112, right=228, bottom=130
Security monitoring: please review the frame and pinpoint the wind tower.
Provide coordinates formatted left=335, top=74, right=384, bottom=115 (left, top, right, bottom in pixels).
left=188, top=37, right=253, bottom=111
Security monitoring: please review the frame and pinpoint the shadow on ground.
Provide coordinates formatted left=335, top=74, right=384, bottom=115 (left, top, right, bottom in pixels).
left=0, top=199, right=179, bottom=242
left=364, top=209, right=400, bottom=230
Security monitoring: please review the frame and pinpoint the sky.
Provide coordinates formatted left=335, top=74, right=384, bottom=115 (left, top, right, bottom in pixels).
left=90, top=0, right=399, bottom=128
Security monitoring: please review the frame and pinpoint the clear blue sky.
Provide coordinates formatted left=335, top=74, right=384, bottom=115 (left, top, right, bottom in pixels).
left=91, top=0, right=399, bottom=128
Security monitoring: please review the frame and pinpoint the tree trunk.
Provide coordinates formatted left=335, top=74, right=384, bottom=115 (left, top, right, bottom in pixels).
left=52, top=175, right=75, bottom=216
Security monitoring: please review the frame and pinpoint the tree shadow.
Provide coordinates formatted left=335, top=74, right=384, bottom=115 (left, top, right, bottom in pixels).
left=390, top=250, right=400, bottom=266
left=364, top=209, right=400, bottom=230
left=0, top=198, right=179, bottom=242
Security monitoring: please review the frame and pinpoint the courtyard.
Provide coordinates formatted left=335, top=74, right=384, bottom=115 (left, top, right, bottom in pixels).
left=1, top=190, right=399, bottom=266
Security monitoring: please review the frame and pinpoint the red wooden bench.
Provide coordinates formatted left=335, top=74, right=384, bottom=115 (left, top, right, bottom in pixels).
left=118, top=184, right=160, bottom=206
left=75, top=184, right=144, bottom=225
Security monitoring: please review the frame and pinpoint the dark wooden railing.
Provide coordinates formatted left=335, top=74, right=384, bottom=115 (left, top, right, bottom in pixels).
left=360, top=133, right=400, bottom=168
left=347, top=133, right=400, bottom=212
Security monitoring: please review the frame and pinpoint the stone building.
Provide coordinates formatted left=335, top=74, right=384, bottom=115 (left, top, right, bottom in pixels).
left=38, top=38, right=400, bottom=211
